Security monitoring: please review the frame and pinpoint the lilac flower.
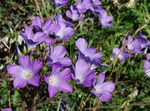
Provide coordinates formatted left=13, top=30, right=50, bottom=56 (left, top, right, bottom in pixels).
left=91, top=0, right=101, bottom=5
left=55, top=13, right=73, bottom=26
left=7, top=55, right=43, bottom=88
left=74, top=59, right=96, bottom=87
left=75, top=0, right=92, bottom=13
left=55, top=23, right=74, bottom=41
left=47, top=45, right=72, bottom=67
left=112, top=47, right=131, bottom=62
left=91, top=72, right=115, bottom=102
left=76, top=38, right=103, bottom=66
left=32, top=16, right=60, bottom=35
left=66, top=5, right=84, bottom=22
left=144, top=59, right=150, bottom=77
left=99, top=9, right=113, bottom=28
left=53, top=0, right=68, bottom=8
left=20, top=26, right=55, bottom=49
left=44, top=64, right=73, bottom=97
left=123, top=33, right=150, bottom=53
left=2, top=108, right=12, bottom=111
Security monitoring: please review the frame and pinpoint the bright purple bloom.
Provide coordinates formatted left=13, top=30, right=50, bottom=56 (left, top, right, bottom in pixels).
left=55, top=13, right=73, bottom=26
left=123, top=33, right=150, bottom=53
left=99, top=9, right=113, bottom=28
left=76, top=38, right=103, bottom=66
left=7, top=55, right=43, bottom=88
left=75, top=0, right=92, bottom=13
left=144, top=59, right=150, bottom=77
left=55, top=23, right=74, bottom=41
left=112, top=47, right=131, bottom=62
left=66, top=5, right=84, bottom=21
left=53, top=0, right=68, bottom=8
left=44, top=64, right=73, bottom=97
left=91, top=72, right=115, bottom=102
left=74, top=59, right=96, bottom=87
left=2, top=108, right=12, bottom=111
left=47, top=45, right=72, bottom=67
left=91, top=0, right=101, bottom=5
left=32, top=16, right=60, bottom=35
left=20, top=26, right=55, bottom=49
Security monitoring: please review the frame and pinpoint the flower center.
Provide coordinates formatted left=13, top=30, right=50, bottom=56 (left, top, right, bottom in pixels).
left=76, top=74, right=84, bottom=83
left=23, top=69, right=32, bottom=80
left=49, top=75, right=58, bottom=86
left=94, top=85, right=103, bottom=94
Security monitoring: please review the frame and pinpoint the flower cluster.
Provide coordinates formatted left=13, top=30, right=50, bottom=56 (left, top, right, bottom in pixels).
left=112, top=33, right=150, bottom=62
left=66, top=0, right=113, bottom=28
left=5, top=1, right=116, bottom=110
left=112, top=33, right=150, bottom=77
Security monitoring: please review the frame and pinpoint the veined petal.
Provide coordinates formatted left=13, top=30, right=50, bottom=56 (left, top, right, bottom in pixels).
left=58, top=57, right=72, bottom=66
left=48, top=85, right=59, bottom=98
left=75, top=59, right=90, bottom=75
left=31, top=59, right=43, bottom=74
left=32, top=16, right=42, bottom=27
left=97, top=72, right=105, bottom=84
left=58, top=81, right=73, bottom=93
left=13, top=78, right=27, bottom=88
left=18, top=55, right=30, bottom=68
left=99, top=92, right=112, bottom=102
left=52, top=45, right=66, bottom=58
left=100, top=82, right=115, bottom=92
left=27, top=75, right=40, bottom=87
left=25, top=26, right=34, bottom=39
left=7, top=65, right=24, bottom=78
left=60, top=68, right=71, bottom=80
left=76, top=38, right=87, bottom=52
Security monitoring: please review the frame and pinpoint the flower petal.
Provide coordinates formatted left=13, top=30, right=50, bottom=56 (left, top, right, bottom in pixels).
left=76, top=38, right=87, bottom=52
left=58, top=57, right=72, bottom=66
left=58, top=81, right=72, bottom=93
left=99, top=92, right=112, bottom=102
left=27, top=75, right=40, bottom=87
left=31, top=60, right=43, bottom=74
left=13, top=78, right=27, bottom=88
left=60, top=68, right=71, bottom=80
left=97, top=72, right=105, bottom=84
left=48, top=85, right=59, bottom=98
left=18, top=55, right=30, bottom=68
left=7, top=65, right=24, bottom=78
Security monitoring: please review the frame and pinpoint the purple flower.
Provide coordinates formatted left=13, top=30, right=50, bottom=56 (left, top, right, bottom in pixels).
left=112, top=47, right=131, bottom=62
left=91, top=72, right=115, bottom=102
left=75, top=0, right=92, bottom=13
left=91, top=0, right=101, bottom=5
left=55, top=13, right=73, bottom=26
left=144, top=59, right=150, bottom=77
left=66, top=5, right=84, bottom=21
left=47, top=45, right=72, bottom=67
left=20, top=26, right=55, bottom=49
left=76, top=38, right=103, bottom=66
left=32, top=16, right=60, bottom=35
left=44, top=64, right=73, bottom=97
left=99, top=9, right=113, bottom=28
left=55, top=23, right=74, bottom=41
left=2, top=108, right=12, bottom=111
left=7, top=55, right=43, bottom=88
left=74, top=59, right=96, bottom=87
left=53, top=0, right=68, bottom=8
left=123, top=33, right=150, bottom=53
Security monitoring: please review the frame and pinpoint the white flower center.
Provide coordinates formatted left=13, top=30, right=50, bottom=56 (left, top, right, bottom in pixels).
left=76, top=74, right=84, bottom=83
left=23, top=69, right=32, bottom=80
left=127, top=44, right=133, bottom=50
left=94, top=85, right=103, bottom=94
left=49, top=75, right=58, bottom=86
left=145, top=69, right=150, bottom=77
